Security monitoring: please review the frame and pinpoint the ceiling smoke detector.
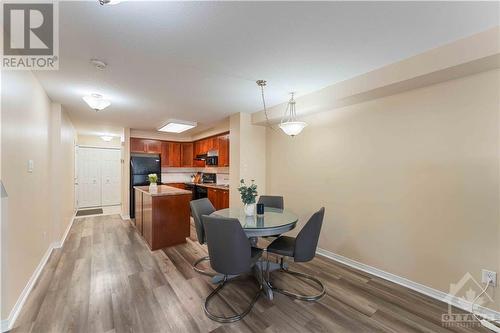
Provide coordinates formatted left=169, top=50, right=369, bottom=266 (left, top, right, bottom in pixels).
left=90, top=59, right=107, bottom=70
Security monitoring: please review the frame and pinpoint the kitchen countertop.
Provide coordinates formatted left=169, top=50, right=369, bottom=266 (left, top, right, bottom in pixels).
left=134, top=185, right=192, bottom=196
left=183, top=182, right=230, bottom=190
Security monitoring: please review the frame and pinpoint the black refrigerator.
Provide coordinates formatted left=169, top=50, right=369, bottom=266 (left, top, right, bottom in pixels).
left=130, top=155, right=161, bottom=218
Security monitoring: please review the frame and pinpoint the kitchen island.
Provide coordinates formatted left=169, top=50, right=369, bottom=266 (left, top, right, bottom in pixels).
left=134, top=185, right=192, bottom=250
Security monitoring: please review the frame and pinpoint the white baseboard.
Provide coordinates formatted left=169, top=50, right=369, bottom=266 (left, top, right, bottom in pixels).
left=120, top=213, right=130, bottom=220
left=316, top=248, right=500, bottom=321
left=1, top=214, right=75, bottom=332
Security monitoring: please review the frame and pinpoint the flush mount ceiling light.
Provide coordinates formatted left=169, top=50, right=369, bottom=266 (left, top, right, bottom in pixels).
left=101, top=135, right=113, bottom=142
left=279, top=92, right=307, bottom=137
left=256, top=80, right=307, bottom=137
left=82, top=93, right=111, bottom=111
left=158, top=120, right=197, bottom=133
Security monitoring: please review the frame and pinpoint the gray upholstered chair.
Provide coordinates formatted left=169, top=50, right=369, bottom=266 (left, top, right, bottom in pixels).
left=258, top=195, right=284, bottom=210
left=190, top=198, right=216, bottom=276
left=202, top=215, right=263, bottom=323
left=266, top=207, right=326, bottom=301
left=258, top=195, right=284, bottom=239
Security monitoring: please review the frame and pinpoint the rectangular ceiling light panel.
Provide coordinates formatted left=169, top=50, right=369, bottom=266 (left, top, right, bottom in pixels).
left=158, top=120, right=197, bottom=133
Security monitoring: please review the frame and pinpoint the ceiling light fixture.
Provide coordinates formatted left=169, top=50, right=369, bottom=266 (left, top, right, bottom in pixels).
left=82, top=93, right=111, bottom=111
left=158, top=120, right=197, bottom=133
left=256, top=80, right=307, bottom=137
left=279, top=92, right=307, bottom=137
left=101, top=135, right=113, bottom=142
left=99, top=0, right=122, bottom=5
left=90, top=59, right=107, bottom=70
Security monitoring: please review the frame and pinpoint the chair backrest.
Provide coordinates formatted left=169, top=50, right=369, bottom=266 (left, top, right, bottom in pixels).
left=294, top=207, right=325, bottom=262
left=202, top=215, right=252, bottom=275
left=190, top=198, right=215, bottom=245
left=257, top=195, right=284, bottom=210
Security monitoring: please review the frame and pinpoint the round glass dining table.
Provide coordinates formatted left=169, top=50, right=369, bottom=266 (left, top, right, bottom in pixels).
left=209, top=207, right=299, bottom=300
left=210, top=207, right=298, bottom=238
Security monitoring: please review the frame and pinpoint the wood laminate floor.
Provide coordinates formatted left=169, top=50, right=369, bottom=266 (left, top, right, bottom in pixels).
left=10, top=214, right=494, bottom=333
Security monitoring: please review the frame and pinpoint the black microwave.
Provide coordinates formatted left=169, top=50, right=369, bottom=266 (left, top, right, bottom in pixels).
left=206, top=156, right=218, bottom=166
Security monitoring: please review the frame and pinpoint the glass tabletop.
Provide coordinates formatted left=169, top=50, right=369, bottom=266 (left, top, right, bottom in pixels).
left=210, top=207, right=298, bottom=237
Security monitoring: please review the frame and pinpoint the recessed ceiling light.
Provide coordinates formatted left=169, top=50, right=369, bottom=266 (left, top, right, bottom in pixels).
left=101, top=136, right=113, bottom=142
left=158, top=120, right=197, bottom=133
left=82, top=93, right=111, bottom=111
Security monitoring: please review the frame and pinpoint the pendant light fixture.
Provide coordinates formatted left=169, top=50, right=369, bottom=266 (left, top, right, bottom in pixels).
left=256, top=80, right=307, bottom=137
left=279, top=92, right=307, bottom=137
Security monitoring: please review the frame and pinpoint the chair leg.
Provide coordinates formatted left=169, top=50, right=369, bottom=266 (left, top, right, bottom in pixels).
left=193, top=256, right=216, bottom=277
left=204, top=275, right=262, bottom=323
left=271, top=257, right=326, bottom=302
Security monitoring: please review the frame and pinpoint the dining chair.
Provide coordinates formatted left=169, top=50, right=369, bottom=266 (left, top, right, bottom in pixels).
left=266, top=207, right=326, bottom=301
left=258, top=195, right=284, bottom=240
left=258, top=195, right=284, bottom=210
left=202, top=215, right=263, bottom=323
left=190, top=198, right=216, bottom=276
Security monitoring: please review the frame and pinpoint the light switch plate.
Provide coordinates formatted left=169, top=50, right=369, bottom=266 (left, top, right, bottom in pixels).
left=27, top=160, right=34, bottom=173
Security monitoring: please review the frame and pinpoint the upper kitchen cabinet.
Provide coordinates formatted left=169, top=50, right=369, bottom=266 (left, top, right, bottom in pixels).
left=161, top=142, right=181, bottom=167
left=180, top=142, right=193, bottom=167
left=193, top=141, right=205, bottom=167
left=131, top=138, right=162, bottom=154
left=218, top=134, right=230, bottom=167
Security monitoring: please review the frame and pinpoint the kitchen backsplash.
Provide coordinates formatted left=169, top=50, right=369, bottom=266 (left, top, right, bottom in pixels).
left=161, top=167, right=230, bottom=185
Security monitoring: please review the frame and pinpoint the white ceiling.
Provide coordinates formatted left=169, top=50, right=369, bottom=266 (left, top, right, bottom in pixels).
left=34, top=1, right=499, bottom=136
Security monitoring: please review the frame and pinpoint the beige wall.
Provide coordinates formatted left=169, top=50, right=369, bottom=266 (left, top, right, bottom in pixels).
left=1, top=71, right=76, bottom=320
left=191, top=118, right=230, bottom=141
left=77, top=134, right=121, bottom=148
left=229, top=113, right=266, bottom=207
left=266, top=69, right=500, bottom=311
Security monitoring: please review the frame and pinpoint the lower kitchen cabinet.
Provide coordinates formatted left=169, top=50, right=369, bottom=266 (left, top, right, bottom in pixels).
left=167, top=183, right=186, bottom=190
left=134, top=187, right=191, bottom=250
left=207, top=187, right=229, bottom=210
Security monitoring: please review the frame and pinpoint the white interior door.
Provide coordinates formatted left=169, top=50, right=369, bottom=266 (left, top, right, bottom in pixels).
left=77, top=148, right=102, bottom=208
left=101, top=149, right=121, bottom=206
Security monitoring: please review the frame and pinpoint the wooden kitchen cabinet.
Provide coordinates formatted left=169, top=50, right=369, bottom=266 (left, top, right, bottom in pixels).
left=218, top=134, right=229, bottom=167
left=193, top=141, right=205, bottom=167
left=207, top=188, right=218, bottom=208
left=131, top=138, right=161, bottom=154
left=220, top=189, right=229, bottom=209
left=131, top=132, right=229, bottom=167
left=167, top=183, right=186, bottom=190
left=181, top=142, right=193, bottom=167
left=134, top=190, right=143, bottom=233
left=207, top=187, right=230, bottom=210
left=142, top=191, right=153, bottom=247
left=161, top=142, right=181, bottom=167
left=134, top=186, right=191, bottom=250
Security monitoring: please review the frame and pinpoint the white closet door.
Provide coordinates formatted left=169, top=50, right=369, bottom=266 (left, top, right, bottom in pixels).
left=77, top=148, right=102, bottom=208
left=101, top=149, right=121, bottom=206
